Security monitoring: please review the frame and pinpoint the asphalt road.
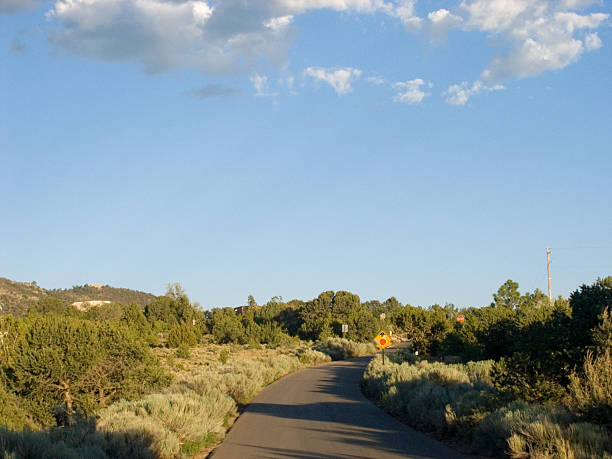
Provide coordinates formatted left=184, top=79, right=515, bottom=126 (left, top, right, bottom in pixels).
left=211, top=356, right=465, bottom=459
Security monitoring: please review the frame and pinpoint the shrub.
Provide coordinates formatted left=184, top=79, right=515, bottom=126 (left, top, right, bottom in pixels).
left=297, top=349, right=331, bottom=366
left=507, top=420, right=612, bottom=459
left=0, top=381, right=37, bottom=431
left=0, top=316, right=169, bottom=426
left=167, top=323, right=197, bottom=348
left=97, top=387, right=235, bottom=459
left=566, top=349, right=612, bottom=425
left=175, top=345, right=190, bottom=359
left=314, top=338, right=376, bottom=361
left=0, top=419, right=158, bottom=459
left=362, top=358, right=502, bottom=437
left=475, top=401, right=572, bottom=455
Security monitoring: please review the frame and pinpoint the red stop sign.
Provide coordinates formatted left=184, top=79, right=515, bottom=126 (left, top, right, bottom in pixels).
left=379, top=338, right=386, bottom=346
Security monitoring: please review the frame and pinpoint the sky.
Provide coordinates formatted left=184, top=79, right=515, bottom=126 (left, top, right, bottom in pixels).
left=1, top=0, right=611, bottom=310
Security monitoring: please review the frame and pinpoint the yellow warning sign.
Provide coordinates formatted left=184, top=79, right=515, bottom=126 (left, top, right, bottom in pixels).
left=374, top=331, right=391, bottom=349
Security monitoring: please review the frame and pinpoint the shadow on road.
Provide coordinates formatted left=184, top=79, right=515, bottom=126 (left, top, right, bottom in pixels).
left=241, top=356, right=463, bottom=458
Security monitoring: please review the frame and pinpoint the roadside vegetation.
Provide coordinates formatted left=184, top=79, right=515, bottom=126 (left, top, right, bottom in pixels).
left=0, top=283, right=377, bottom=457
left=363, top=277, right=612, bottom=458
left=0, top=276, right=609, bottom=457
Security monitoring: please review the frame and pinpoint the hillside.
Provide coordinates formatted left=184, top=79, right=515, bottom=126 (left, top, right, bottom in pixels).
left=0, top=278, right=157, bottom=316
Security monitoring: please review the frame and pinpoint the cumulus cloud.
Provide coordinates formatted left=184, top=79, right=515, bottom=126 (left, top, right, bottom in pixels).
left=457, top=0, right=609, bottom=81
left=390, top=0, right=423, bottom=31
left=304, top=66, right=362, bottom=94
left=186, top=84, right=240, bottom=99
left=444, top=80, right=504, bottom=105
left=392, top=79, right=432, bottom=104
left=45, top=0, right=397, bottom=74
left=427, top=8, right=462, bottom=38
left=585, top=32, right=602, bottom=51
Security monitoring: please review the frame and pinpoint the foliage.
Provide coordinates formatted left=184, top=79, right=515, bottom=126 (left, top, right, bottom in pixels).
left=296, top=349, right=332, bottom=366
left=362, top=357, right=502, bottom=437
left=166, top=323, right=197, bottom=348
left=0, top=380, right=37, bottom=431
left=313, top=338, right=375, bottom=361
left=27, top=298, right=80, bottom=317
left=299, top=291, right=334, bottom=340
left=566, top=349, right=612, bottom=425
left=474, top=400, right=612, bottom=458
left=0, top=420, right=159, bottom=459
left=0, top=315, right=169, bottom=426
left=211, top=308, right=244, bottom=344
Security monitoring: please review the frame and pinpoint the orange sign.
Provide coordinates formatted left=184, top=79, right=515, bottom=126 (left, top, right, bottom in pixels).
left=374, top=331, right=391, bottom=349
left=457, top=315, right=465, bottom=323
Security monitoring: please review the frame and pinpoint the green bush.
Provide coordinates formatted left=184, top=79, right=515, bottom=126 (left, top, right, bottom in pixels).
left=297, top=349, right=331, bottom=366
left=0, top=419, right=158, bottom=459
left=175, top=345, right=190, bottom=359
left=211, top=309, right=244, bottom=344
left=167, top=324, right=197, bottom=349
left=362, top=358, right=502, bottom=436
left=566, top=349, right=612, bottom=425
left=0, top=381, right=37, bottom=431
left=0, top=316, right=169, bottom=426
left=314, top=338, right=375, bottom=361
left=97, top=388, right=235, bottom=459
left=477, top=401, right=612, bottom=458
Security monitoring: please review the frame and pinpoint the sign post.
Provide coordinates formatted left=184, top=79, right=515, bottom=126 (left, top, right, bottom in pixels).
left=373, top=331, right=391, bottom=365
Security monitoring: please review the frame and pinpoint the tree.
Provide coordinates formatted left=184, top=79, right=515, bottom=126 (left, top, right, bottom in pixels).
left=211, top=308, right=244, bottom=344
left=299, top=291, right=334, bottom=340
left=491, top=279, right=522, bottom=310
left=1, top=316, right=168, bottom=426
left=28, top=298, right=79, bottom=317
left=248, top=295, right=257, bottom=307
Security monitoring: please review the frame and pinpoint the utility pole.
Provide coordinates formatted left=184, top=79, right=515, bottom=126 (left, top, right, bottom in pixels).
left=546, top=248, right=552, bottom=302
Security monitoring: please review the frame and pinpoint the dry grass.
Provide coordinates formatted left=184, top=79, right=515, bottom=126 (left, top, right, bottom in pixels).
left=566, top=349, right=612, bottom=425
left=363, top=356, right=612, bottom=459
left=0, top=338, right=368, bottom=457
left=313, top=338, right=376, bottom=360
left=362, top=356, right=499, bottom=436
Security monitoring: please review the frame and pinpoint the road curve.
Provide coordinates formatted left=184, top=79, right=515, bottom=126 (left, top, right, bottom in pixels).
left=211, top=356, right=465, bottom=459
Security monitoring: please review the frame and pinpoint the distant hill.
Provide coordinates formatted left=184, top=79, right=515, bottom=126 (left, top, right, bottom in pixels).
left=0, top=278, right=157, bottom=316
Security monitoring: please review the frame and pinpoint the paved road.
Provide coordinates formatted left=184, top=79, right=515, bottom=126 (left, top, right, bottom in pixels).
left=211, top=356, right=465, bottom=459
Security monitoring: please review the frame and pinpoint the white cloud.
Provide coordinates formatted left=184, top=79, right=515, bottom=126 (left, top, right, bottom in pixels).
left=250, top=73, right=279, bottom=97
left=392, top=79, right=432, bottom=104
left=366, top=75, right=386, bottom=85
left=461, top=0, right=532, bottom=32
left=304, top=66, right=362, bottom=94
left=456, top=0, right=609, bottom=81
left=16, top=0, right=608, bottom=96
left=585, top=32, right=602, bottom=51
left=391, top=0, right=423, bottom=31
left=428, top=8, right=462, bottom=31
left=444, top=80, right=504, bottom=105
left=559, top=0, right=602, bottom=10
left=45, top=0, right=398, bottom=74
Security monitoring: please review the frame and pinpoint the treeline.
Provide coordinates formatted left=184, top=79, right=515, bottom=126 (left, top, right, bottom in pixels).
left=1, top=277, right=609, bottom=433
left=362, top=277, right=612, bottom=457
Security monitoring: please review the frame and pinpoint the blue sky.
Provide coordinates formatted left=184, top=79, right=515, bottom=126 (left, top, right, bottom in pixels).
left=1, top=0, right=611, bottom=309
